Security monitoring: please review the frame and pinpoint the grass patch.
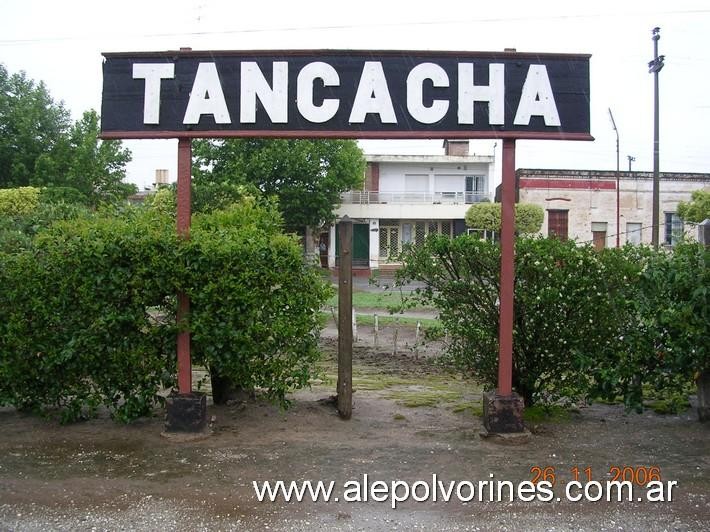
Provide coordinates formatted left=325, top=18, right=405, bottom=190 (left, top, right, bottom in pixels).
left=315, top=348, right=482, bottom=410
left=356, top=314, right=439, bottom=328
left=393, top=413, right=407, bottom=421
left=523, top=405, right=572, bottom=423
left=593, top=396, right=624, bottom=406
left=451, top=402, right=483, bottom=417
left=645, top=398, right=690, bottom=415
left=352, top=375, right=415, bottom=391
left=384, top=388, right=461, bottom=408
left=326, top=290, right=435, bottom=311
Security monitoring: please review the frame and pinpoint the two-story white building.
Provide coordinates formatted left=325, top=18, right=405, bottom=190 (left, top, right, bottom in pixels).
left=325, top=140, right=495, bottom=275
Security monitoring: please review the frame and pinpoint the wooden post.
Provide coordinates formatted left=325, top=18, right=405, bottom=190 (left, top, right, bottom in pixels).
left=176, top=138, right=192, bottom=394
left=497, top=138, right=516, bottom=396
left=698, top=220, right=710, bottom=421
left=337, top=217, right=353, bottom=419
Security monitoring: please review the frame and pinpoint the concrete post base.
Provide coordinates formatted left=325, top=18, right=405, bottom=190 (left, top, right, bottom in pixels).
left=165, top=391, right=208, bottom=433
left=482, top=390, right=525, bottom=433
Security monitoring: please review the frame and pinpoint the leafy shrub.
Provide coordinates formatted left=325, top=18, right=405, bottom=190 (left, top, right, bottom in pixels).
left=464, top=203, right=544, bottom=235
left=651, top=242, right=708, bottom=379
left=39, top=186, right=89, bottom=205
left=397, top=236, right=707, bottom=411
left=0, top=187, right=40, bottom=215
left=607, top=242, right=708, bottom=408
left=187, top=202, right=330, bottom=405
left=397, top=236, right=635, bottom=405
left=0, top=210, right=178, bottom=422
left=0, top=199, right=330, bottom=421
left=145, top=186, right=176, bottom=216
left=0, top=201, right=93, bottom=253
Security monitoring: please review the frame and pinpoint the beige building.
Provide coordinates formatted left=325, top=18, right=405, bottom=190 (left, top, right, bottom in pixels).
left=516, top=169, right=710, bottom=248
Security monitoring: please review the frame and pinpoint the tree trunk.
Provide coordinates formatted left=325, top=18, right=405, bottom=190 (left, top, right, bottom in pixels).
left=210, top=367, right=250, bottom=405
left=513, top=377, right=534, bottom=407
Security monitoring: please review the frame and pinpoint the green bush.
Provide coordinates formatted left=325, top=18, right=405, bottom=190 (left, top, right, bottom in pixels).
left=396, top=236, right=633, bottom=405
left=39, top=186, right=89, bottom=205
left=603, top=242, right=708, bottom=408
left=0, top=200, right=330, bottom=421
left=0, top=210, right=178, bottom=422
left=187, top=203, right=330, bottom=405
left=143, top=181, right=258, bottom=217
left=0, top=187, right=40, bottom=215
left=464, top=203, right=544, bottom=235
left=397, top=236, right=707, bottom=411
left=0, top=201, right=93, bottom=253
left=145, top=186, right=176, bottom=216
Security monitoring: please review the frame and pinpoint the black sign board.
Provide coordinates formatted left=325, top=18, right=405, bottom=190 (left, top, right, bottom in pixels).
left=100, top=49, right=591, bottom=140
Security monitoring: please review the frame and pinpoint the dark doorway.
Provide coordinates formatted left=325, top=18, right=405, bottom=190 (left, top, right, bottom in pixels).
left=547, top=210, right=569, bottom=241
left=318, top=232, right=329, bottom=268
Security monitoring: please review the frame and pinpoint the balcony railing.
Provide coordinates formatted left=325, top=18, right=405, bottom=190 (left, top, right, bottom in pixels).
left=340, top=191, right=492, bottom=205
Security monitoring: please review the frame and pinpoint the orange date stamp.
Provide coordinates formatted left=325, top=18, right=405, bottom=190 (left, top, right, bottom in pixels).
left=530, top=465, right=663, bottom=486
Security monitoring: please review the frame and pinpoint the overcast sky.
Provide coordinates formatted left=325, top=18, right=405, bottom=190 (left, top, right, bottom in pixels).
left=2, top=0, right=709, bottom=190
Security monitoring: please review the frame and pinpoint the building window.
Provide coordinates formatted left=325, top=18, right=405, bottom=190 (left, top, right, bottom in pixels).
left=379, top=220, right=399, bottom=261
left=591, top=221, right=608, bottom=250
left=547, top=210, right=569, bottom=241
left=401, top=223, right=413, bottom=245
left=434, top=175, right=465, bottom=203
left=441, top=221, right=452, bottom=238
left=378, top=219, right=453, bottom=259
left=626, top=222, right=642, bottom=245
left=415, top=222, right=427, bottom=246
left=465, top=175, right=486, bottom=203
left=664, top=213, right=684, bottom=247
left=404, top=174, right=429, bottom=202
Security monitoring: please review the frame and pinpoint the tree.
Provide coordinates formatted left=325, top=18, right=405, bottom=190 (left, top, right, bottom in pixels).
left=64, top=110, right=134, bottom=203
left=464, top=203, right=544, bottom=235
left=193, top=138, right=365, bottom=232
left=0, top=64, right=134, bottom=204
left=0, top=64, right=71, bottom=188
left=677, top=189, right=710, bottom=224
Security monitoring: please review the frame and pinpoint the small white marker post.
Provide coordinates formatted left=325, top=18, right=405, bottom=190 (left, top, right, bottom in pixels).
left=374, top=313, right=379, bottom=348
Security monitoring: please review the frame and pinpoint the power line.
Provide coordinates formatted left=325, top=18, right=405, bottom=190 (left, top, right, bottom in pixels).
left=1, top=8, right=709, bottom=46
left=575, top=224, right=660, bottom=246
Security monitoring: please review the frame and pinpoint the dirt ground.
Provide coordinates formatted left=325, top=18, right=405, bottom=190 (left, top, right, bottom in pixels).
left=0, top=321, right=708, bottom=531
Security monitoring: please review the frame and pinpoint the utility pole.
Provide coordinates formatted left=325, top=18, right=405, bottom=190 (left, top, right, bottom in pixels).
left=609, top=108, right=620, bottom=248
left=627, top=155, right=635, bottom=172
left=648, top=27, right=665, bottom=248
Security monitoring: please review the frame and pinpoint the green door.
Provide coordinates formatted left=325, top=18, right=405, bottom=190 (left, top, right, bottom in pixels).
left=335, top=223, right=370, bottom=267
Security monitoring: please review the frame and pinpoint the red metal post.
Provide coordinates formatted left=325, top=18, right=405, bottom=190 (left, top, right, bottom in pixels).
left=177, top=138, right=192, bottom=394
left=497, top=138, right=516, bottom=396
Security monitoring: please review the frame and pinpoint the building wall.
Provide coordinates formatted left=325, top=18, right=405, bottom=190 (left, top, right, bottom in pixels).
left=375, top=161, right=489, bottom=196
left=518, top=169, right=710, bottom=246
left=335, top=202, right=472, bottom=220
left=443, top=139, right=469, bottom=156
left=364, top=162, right=379, bottom=191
